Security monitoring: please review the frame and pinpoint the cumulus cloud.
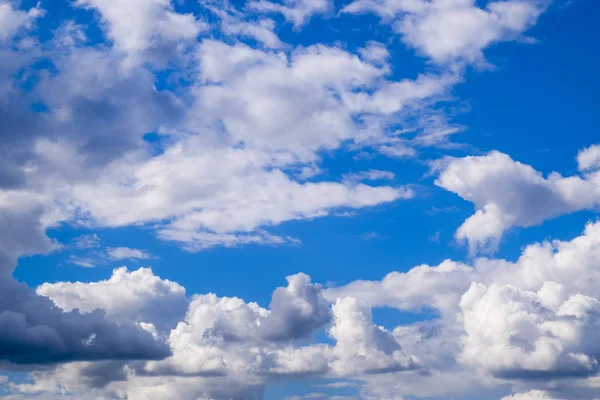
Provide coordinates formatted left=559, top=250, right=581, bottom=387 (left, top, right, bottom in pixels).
left=0, top=0, right=566, bottom=397
left=343, top=0, right=548, bottom=65
left=37, top=267, right=187, bottom=331
left=578, top=144, right=600, bottom=172
left=0, top=279, right=170, bottom=365
left=73, top=0, right=206, bottom=65
left=142, top=272, right=334, bottom=377
left=13, top=269, right=420, bottom=399
left=326, top=260, right=472, bottom=315
left=0, top=198, right=169, bottom=365
left=12, top=219, right=600, bottom=398
left=501, top=391, right=562, bottom=400
left=328, top=297, right=419, bottom=375
left=461, top=282, right=600, bottom=378
left=329, top=220, right=600, bottom=389
left=191, top=39, right=452, bottom=156
left=434, top=149, right=600, bottom=253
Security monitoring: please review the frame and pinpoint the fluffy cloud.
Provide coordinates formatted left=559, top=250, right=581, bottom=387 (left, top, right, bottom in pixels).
left=69, top=138, right=409, bottom=249
left=326, top=260, right=472, bottom=315
left=578, top=144, right=600, bottom=172
left=461, top=283, right=600, bottom=378
left=434, top=149, right=600, bottom=253
left=328, top=297, right=419, bottom=375
left=9, top=270, right=419, bottom=399
left=37, top=267, right=186, bottom=331
left=501, top=391, right=562, bottom=400
left=0, top=197, right=168, bottom=365
left=248, top=0, right=331, bottom=27
left=0, top=0, right=571, bottom=398
left=329, top=220, right=600, bottom=391
left=0, top=1, right=43, bottom=41
left=73, top=0, right=206, bottom=65
left=1, top=33, right=430, bottom=251
left=191, top=39, right=452, bottom=156
left=12, top=219, right=600, bottom=398
left=343, top=0, right=548, bottom=65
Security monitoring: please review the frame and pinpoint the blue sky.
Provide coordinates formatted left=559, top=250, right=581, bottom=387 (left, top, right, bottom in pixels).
left=1, top=0, right=600, bottom=399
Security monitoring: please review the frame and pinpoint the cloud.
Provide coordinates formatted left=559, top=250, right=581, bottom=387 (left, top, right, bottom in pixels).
left=501, top=391, right=562, bottom=400
left=191, top=39, right=456, bottom=156
left=72, top=234, right=101, bottom=250
left=328, top=297, right=419, bottom=375
left=69, top=139, right=409, bottom=249
left=343, top=170, right=396, bottom=184
left=106, top=247, right=153, bottom=260
left=577, top=144, right=600, bottom=172
left=69, top=255, right=97, bottom=268
left=343, top=0, right=549, bottom=65
left=0, top=33, right=427, bottom=251
left=37, top=267, right=186, bottom=331
left=73, top=0, right=207, bottom=65
left=16, top=269, right=419, bottom=398
left=434, top=149, right=600, bottom=253
left=0, top=0, right=564, bottom=397
left=0, top=280, right=170, bottom=365
left=0, top=1, right=43, bottom=42
left=0, top=196, right=169, bottom=366
left=326, top=259, right=472, bottom=315
left=12, top=219, right=600, bottom=398
left=328, top=219, right=600, bottom=389
left=461, top=282, right=600, bottom=379
left=248, top=0, right=331, bottom=28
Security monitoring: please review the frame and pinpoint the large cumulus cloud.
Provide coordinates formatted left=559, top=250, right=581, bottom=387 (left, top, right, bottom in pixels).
left=434, top=149, right=600, bottom=253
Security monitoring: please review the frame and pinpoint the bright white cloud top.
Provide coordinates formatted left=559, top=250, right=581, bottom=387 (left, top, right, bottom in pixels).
left=0, top=0, right=597, bottom=399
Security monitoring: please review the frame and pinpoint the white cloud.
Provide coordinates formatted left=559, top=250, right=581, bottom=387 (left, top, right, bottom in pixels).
left=343, top=0, right=549, bottom=65
left=501, top=391, right=562, bottom=400
left=106, top=247, right=153, bottom=260
left=461, top=282, right=600, bottom=378
left=37, top=267, right=187, bottom=330
left=72, top=234, right=101, bottom=250
left=577, top=144, right=600, bottom=172
left=0, top=35, right=440, bottom=251
left=329, top=220, right=600, bottom=389
left=358, top=41, right=390, bottom=64
left=69, top=255, right=97, bottom=268
left=21, top=269, right=420, bottom=399
left=0, top=1, right=43, bottom=41
left=68, top=138, right=409, bottom=249
left=434, top=149, right=600, bottom=253
left=326, top=260, right=472, bottom=315
left=203, top=0, right=284, bottom=49
left=73, top=0, right=206, bottom=64
left=328, top=297, right=419, bottom=375
left=192, top=39, right=454, bottom=156
left=13, top=220, right=600, bottom=398
left=0, top=0, right=565, bottom=397
left=248, top=0, right=331, bottom=28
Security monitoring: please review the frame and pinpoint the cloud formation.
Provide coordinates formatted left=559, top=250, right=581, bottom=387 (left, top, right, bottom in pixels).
left=434, top=148, right=600, bottom=253
left=4, top=0, right=595, bottom=399
left=344, top=0, right=548, bottom=65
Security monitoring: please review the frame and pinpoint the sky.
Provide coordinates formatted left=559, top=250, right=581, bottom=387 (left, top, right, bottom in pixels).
left=0, top=0, right=599, bottom=399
